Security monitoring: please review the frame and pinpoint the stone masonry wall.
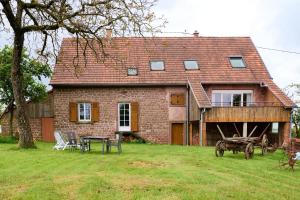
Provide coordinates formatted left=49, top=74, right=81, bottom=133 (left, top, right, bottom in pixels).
left=53, top=87, right=179, bottom=144
left=0, top=112, right=42, bottom=140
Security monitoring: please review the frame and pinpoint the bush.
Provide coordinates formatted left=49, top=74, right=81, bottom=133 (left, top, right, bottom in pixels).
left=0, top=135, right=17, bottom=144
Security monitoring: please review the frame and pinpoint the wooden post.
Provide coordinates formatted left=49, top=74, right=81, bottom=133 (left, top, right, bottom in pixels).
left=281, top=122, right=291, bottom=145
left=243, top=122, right=248, bottom=137
left=202, top=122, right=207, bottom=146
left=189, top=123, right=193, bottom=145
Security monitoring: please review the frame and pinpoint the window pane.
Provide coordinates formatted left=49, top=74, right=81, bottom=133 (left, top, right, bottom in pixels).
left=127, top=68, right=138, bottom=76
left=80, top=112, right=84, bottom=120
left=184, top=60, right=199, bottom=70
left=150, top=61, right=164, bottom=70
left=120, top=121, right=125, bottom=126
left=125, top=121, right=129, bottom=126
left=223, top=93, right=232, bottom=106
left=85, top=103, right=91, bottom=120
left=120, top=104, right=125, bottom=110
left=125, top=104, right=129, bottom=110
left=243, top=93, right=252, bottom=106
left=213, top=93, right=221, bottom=106
left=233, top=94, right=241, bottom=106
left=272, top=122, right=279, bottom=134
left=230, top=57, right=245, bottom=68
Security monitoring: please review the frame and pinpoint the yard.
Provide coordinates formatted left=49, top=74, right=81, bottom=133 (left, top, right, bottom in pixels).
left=0, top=142, right=299, bottom=200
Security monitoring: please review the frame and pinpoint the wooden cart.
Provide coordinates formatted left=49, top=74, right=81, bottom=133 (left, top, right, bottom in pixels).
left=215, top=124, right=269, bottom=159
left=280, top=138, right=300, bottom=170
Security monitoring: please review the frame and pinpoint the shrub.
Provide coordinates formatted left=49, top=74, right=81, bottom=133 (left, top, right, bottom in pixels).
left=0, top=135, right=18, bottom=144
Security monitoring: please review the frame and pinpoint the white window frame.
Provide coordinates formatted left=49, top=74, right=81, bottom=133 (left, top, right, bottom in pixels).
left=150, top=60, right=165, bottom=71
left=184, top=60, right=199, bottom=70
left=118, top=103, right=131, bottom=131
left=272, top=122, right=279, bottom=134
left=78, top=103, right=92, bottom=122
left=212, top=90, right=253, bottom=107
left=229, top=56, right=246, bottom=68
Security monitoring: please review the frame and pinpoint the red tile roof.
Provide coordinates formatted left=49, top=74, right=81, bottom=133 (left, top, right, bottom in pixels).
left=51, top=37, right=295, bottom=107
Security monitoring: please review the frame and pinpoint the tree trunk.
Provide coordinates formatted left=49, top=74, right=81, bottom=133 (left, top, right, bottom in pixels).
left=12, top=32, right=34, bottom=148
left=9, top=106, right=13, bottom=137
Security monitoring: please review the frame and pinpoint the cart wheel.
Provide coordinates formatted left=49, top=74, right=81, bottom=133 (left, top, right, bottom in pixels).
left=261, top=134, right=268, bottom=155
left=215, top=140, right=225, bottom=157
left=245, top=143, right=254, bottom=159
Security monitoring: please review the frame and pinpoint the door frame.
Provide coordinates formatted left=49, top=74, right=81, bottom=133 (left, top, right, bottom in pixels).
left=169, top=121, right=186, bottom=145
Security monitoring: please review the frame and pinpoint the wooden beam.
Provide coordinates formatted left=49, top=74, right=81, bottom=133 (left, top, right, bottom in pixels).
left=217, top=125, right=226, bottom=140
left=233, top=123, right=241, bottom=137
left=248, top=126, right=258, bottom=138
left=258, top=123, right=271, bottom=138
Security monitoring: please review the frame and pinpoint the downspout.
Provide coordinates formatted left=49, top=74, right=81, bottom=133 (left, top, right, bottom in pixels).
left=186, top=83, right=190, bottom=146
left=199, top=108, right=206, bottom=146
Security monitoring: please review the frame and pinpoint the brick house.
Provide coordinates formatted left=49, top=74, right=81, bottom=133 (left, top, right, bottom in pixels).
left=49, top=34, right=295, bottom=146
left=0, top=91, right=54, bottom=141
left=0, top=33, right=295, bottom=145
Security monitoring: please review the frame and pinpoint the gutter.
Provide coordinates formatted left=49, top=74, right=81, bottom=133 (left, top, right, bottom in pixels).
left=199, top=108, right=206, bottom=146
left=186, top=83, right=190, bottom=146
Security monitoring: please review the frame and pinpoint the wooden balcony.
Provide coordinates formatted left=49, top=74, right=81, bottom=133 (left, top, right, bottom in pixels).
left=204, top=106, right=291, bottom=123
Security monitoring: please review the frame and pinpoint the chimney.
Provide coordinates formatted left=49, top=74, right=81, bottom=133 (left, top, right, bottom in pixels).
left=106, top=28, right=112, bottom=39
left=193, top=30, right=199, bottom=37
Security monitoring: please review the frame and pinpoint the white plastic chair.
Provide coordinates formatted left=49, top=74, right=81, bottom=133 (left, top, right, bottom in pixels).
left=53, top=130, right=69, bottom=150
left=293, top=152, right=300, bottom=160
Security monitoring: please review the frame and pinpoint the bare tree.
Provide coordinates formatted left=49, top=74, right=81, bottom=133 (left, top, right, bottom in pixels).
left=0, top=0, right=165, bottom=148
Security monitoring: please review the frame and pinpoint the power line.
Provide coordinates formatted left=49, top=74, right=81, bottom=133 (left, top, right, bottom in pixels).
left=150, top=31, right=300, bottom=55
left=256, top=46, right=300, bottom=55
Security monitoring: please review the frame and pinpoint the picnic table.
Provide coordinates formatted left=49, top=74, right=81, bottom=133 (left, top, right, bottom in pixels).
left=80, top=136, right=109, bottom=154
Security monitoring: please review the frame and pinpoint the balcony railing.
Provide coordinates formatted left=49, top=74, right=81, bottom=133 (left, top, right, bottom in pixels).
left=205, top=104, right=290, bottom=123
left=211, top=101, right=283, bottom=107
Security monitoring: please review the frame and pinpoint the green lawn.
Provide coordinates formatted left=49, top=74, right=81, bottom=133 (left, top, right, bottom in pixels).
left=0, top=142, right=299, bottom=200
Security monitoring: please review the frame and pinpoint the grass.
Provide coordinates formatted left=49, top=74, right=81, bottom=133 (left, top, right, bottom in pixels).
left=0, top=142, right=299, bottom=200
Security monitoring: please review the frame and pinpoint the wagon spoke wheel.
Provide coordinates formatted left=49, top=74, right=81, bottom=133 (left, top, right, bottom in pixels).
left=215, top=140, right=225, bottom=157
left=245, top=143, right=254, bottom=159
left=261, top=134, right=268, bottom=155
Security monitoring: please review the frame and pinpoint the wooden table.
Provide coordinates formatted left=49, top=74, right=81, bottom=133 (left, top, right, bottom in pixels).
left=80, top=136, right=109, bottom=154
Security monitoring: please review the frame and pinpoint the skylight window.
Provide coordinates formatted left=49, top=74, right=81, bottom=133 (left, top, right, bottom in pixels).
left=229, top=57, right=246, bottom=68
left=150, top=61, right=164, bottom=71
left=184, top=60, right=199, bottom=70
left=127, top=68, right=138, bottom=76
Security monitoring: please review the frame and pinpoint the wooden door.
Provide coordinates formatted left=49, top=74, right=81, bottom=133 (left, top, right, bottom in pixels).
left=41, top=117, right=54, bottom=142
left=171, top=123, right=184, bottom=145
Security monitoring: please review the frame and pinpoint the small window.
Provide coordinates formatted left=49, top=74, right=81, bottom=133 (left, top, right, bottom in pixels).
left=171, top=94, right=185, bottom=106
left=78, top=103, right=91, bottom=122
left=272, top=122, right=279, bottom=134
left=229, top=57, right=246, bottom=68
left=127, top=68, right=138, bottom=76
left=184, top=60, right=199, bottom=70
left=150, top=61, right=164, bottom=71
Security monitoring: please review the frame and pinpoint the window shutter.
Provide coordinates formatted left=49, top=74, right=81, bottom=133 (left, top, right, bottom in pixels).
left=131, top=102, right=139, bottom=132
left=69, top=102, right=77, bottom=122
left=171, top=94, right=177, bottom=105
left=92, top=102, right=99, bottom=122
left=171, top=94, right=185, bottom=105
left=177, top=94, right=185, bottom=105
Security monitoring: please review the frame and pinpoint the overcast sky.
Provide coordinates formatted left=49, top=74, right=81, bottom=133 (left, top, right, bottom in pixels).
left=0, top=0, right=299, bottom=89
left=154, top=0, right=300, bottom=88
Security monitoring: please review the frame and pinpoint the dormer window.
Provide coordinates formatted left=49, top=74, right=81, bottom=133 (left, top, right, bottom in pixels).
left=184, top=60, right=199, bottom=70
left=229, top=57, right=246, bottom=68
left=127, top=68, right=138, bottom=76
left=150, top=61, right=164, bottom=71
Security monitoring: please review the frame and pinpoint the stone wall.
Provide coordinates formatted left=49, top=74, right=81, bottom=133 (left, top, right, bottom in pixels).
left=53, top=86, right=187, bottom=144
